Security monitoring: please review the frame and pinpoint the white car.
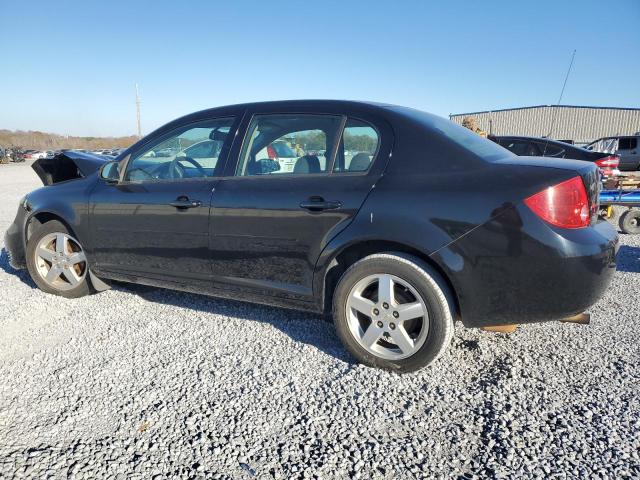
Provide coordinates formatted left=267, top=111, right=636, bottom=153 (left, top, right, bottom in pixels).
left=23, top=150, right=48, bottom=160
left=256, top=141, right=300, bottom=173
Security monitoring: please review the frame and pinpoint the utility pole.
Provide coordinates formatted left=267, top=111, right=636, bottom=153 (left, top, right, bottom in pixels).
left=135, top=83, right=142, bottom=138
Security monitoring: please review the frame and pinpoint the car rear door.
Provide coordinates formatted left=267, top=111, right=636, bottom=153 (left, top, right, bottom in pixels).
left=89, top=116, right=240, bottom=281
left=208, top=108, right=392, bottom=302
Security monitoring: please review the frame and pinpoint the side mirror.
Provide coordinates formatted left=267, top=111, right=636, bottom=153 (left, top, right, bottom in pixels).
left=100, top=161, right=120, bottom=183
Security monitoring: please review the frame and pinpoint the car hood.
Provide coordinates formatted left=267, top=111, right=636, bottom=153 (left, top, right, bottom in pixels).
left=32, top=151, right=109, bottom=185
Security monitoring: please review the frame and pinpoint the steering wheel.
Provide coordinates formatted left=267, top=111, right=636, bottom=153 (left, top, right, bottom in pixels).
left=168, top=156, right=207, bottom=179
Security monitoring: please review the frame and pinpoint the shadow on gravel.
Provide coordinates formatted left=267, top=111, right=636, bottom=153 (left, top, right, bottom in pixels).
left=616, top=245, right=640, bottom=273
left=0, top=248, right=36, bottom=288
left=0, top=245, right=353, bottom=363
left=114, top=281, right=355, bottom=365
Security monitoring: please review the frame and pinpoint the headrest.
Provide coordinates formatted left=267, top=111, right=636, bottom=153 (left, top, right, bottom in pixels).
left=209, top=128, right=228, bottom=142
left=349, top=152, right=371, bottom=172
left=293, top=155, right=321, bottom=174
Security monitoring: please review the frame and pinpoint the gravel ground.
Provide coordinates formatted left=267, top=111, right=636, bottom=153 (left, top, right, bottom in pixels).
left=0, top=163, right=638, bottom=479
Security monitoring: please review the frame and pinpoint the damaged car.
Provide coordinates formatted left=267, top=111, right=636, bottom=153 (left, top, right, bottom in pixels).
left=4, top=100, right=619, bottom=372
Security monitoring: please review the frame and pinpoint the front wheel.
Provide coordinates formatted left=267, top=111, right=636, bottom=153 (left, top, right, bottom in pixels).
left=333, top=253, right=454, bottom=373
left=26, top=220, right=91, bottom=298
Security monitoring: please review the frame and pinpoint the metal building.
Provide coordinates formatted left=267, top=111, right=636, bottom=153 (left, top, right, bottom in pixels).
left=449, top=105, right=640, bottom=144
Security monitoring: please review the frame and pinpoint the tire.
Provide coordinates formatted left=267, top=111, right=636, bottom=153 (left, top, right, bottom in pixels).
left=619, top=209, right=640, bottom=235
left=332, top=253, right=454, bottom=373
left=26, top=220, right=91, bottom=298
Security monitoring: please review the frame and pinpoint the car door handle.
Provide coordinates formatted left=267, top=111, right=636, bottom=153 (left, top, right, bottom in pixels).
left=299, top=198, right=342, bottom=211
left=169, top=199, right=202, bottom=209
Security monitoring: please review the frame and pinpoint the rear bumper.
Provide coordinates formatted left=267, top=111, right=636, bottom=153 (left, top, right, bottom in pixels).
left=432, top=205, right=619, bottom=328
left=4, top=205, right=28, bottom=269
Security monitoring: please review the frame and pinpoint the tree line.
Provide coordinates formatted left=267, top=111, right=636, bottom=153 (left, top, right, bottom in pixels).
left=292, top=132, right=378, bottom=152
left=0, top=129, right=138, bottom=151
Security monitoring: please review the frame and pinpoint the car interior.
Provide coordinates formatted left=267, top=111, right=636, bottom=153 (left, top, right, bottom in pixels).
left=238, top=115, right=342, bottom=176
left=125, top=126, right=231, bottom=181
left=240, top=116, right=378, bottom=176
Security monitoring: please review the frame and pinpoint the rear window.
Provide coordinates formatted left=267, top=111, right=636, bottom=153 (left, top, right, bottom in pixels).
left=392, top=107, right=510, bottom=162
left=537, top=142, right=565, bottom=157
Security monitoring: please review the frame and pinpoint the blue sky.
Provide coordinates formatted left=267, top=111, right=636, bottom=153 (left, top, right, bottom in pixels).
left=1, top=0, right=638, bottom=137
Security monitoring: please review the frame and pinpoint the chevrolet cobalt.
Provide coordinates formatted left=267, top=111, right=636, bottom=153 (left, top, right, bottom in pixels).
left=5, top=101, right=618, bottom=372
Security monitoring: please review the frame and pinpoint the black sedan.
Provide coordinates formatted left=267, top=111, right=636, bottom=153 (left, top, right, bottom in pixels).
left=490, top=135, right=620, bottom=176
left=4, top=100, right=618, bottom=372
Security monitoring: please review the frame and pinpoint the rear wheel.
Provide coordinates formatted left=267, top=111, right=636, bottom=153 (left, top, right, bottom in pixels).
left=26, top=220, right=91, bottom=298
left=333, top=253, right=454, bottom=373
left=619, top=209, right=640, bottom=234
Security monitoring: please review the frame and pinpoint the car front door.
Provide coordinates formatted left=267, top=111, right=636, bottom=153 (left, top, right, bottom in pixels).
left=89, top=116, right=239, bottom=281
left=208, top=111, right=392, bottom=302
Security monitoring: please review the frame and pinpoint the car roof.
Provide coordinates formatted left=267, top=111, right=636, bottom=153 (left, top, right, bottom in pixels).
left=591, top=135, right=639, bottom=140
left=122, top=100, right=405, bottom=151
left=176, top=99, right=397, bottom=120
left=210, top=99, right=393, bottom=109
left=121, top=99, right=467, bottom=162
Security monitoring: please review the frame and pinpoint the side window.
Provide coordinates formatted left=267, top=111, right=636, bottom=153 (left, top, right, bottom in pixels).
left=125, top=118, right=235, bottom=182
left=618, top=138, right=637, bottom=150
left=236, top=114, right=343, bottom=176
left=333, top=119, right=380, bottom=173
left=184, top=140, right=221, bottom=159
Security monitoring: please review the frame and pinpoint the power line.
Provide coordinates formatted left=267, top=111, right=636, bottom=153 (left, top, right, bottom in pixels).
left=135, top=83, right=142, bottom=138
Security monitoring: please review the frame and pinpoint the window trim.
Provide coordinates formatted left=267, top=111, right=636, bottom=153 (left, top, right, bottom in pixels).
left=121, top=117, right=238, bottom=184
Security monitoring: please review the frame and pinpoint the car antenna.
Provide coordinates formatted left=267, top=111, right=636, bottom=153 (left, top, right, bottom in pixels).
left=542, top=49, right=576, bottom=156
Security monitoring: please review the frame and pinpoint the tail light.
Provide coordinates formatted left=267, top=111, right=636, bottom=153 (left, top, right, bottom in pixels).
left=524, top=176, right=590, bottom=229
left=266, top=145, right=277, bottom=159
left=594, top=155, right=619, bottom=176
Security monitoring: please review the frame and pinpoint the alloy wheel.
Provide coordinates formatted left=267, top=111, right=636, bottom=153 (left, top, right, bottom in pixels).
left=345, top=273, right=429, bottom=360
left=34, top=232, right=87, bottom=291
